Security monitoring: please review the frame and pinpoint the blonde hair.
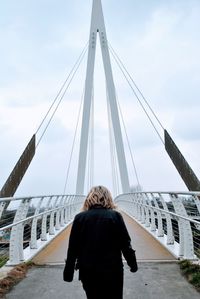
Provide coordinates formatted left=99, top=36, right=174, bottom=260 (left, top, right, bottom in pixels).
left=82, top=186, right=116, bottom=211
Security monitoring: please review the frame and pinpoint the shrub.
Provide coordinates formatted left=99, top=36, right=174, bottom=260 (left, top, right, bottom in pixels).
left=179, top=259, right=200, bottom=292
left=0, top=262, right=34, bottom=298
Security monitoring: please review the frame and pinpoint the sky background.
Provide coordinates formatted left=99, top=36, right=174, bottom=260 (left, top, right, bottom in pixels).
left=0, top=0, right=200, bottom=197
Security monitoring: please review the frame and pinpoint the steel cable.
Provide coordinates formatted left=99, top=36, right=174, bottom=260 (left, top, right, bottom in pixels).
left=63, top=90, right=84, bottom=194
left=35, top=42, right=89, bottom=136
left=36, top=43, right=89, bottom=147
left=108, top=43, right=164, bottom=145
left=116, top=94, right=141, bottom=188
left=108, top=43, right=164, bottom=130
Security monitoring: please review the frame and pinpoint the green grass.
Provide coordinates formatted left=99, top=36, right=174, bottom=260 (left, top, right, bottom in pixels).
left=179, top=259, right=200, bottom=292
left=0, top=257, right=8, bottom=268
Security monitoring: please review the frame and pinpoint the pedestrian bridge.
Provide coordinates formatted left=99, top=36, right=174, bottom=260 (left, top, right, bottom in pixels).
left=0, top=0, right=200, bottom=297
left=0, top=191, right=199, bottom=267
left=0, top=0, right=199, bottom=268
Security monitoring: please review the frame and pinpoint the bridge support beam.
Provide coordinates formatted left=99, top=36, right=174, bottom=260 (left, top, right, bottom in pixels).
left=0, top=134, right=36, bottom=203
left=164, top=130, right=200, bottom=191
left=76, top=0, right=130, bottom=195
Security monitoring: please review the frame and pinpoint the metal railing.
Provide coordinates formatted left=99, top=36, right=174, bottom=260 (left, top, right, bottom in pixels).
left=0, top=195, right=85, bottom=265
left=1, top=191, right=199, bottom=266
left=115, top=191, right=200, bottom=260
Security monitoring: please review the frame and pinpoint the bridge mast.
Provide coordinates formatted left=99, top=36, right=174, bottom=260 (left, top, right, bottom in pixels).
left=76, top=0, right=130, bottom=194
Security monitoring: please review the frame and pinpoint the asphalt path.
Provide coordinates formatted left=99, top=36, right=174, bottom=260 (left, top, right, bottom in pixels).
left=5, top=263, right=200, bottom=299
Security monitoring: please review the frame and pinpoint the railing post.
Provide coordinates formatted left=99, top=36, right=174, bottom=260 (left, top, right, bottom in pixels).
left=9, top=198, right=31, bottom=265
left=64, top=196, right=70, bottom=223
left=140, top=195, right=145, bottom=224
left=159, top=193, right=174, bottom=244
left=66, top=196, right=70, bottom=220
left=49, top=210, right=55, bottom=235
left=133, top=196, right=138, bottom=219
left=151, top=193, right=164, bottom=237
left=72, top=196, right=76, bottom=216
left=136, top=195, right=142, bottom=221
left=68, top=196, right=73, bottom=220
left=144, top=194, right=150, bottom=227
left=30, top=197, right=43, bottom=249
left=0, top=201, right=7, bottom=220
left=60, top=196, right=67, bottom=227
left=49, top=196, right=59, bottom=235
left=55, top=196, right=63, bottom=230
left=131, top=194, right=137, bottom=218
left=194, top=195, right=200, bottom=215
left=40, top=196, right=52, bottom=241
left=170, top=194, right=196, bottom=259
left=72, top=195, right=76, bottom=217
left=145, top=194, right=156, bottom=232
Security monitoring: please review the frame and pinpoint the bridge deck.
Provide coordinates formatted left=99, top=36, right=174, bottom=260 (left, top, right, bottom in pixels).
left=32, top=212, right=175, bottom=265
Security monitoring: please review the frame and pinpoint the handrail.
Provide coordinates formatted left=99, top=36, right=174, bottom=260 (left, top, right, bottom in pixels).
left=0, top=204, right=66, bottom=231
left=0, top=194, right=85, bottom=203
left=0, top=191, right=199, bottom=266
left=117, top=198, right=200, bottom=225
left=0, top=194, right=85, bottom=265
left=115, top=192, right=200, bottom=261
left=115, top=190, right=200, bottom=199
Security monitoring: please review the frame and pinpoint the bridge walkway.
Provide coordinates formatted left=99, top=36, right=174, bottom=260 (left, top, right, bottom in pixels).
left=32, top=212, right=176, bottom=264
left=4, top=213, right=200, bottom=299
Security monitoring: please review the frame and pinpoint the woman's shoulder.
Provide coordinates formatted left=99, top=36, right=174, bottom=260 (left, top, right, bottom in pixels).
left=109, top=209, right=123, bottom=218
left=74, top=210, right=88, bottom=219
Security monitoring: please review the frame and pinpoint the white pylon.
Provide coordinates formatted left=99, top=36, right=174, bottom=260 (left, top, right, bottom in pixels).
left=76, top=0, right=130, bottom=195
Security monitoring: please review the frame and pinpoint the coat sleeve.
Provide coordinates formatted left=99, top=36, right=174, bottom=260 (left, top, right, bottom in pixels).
left=63, top=215, right=80, bottom=282
left=117, top=212, right=138, bottom=272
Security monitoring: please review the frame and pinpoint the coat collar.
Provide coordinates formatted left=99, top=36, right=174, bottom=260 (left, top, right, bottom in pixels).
left=90, top=204, right=106, bottom=209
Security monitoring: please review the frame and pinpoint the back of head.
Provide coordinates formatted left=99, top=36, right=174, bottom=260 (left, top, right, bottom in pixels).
left=83, top=185, right=116, bottom=211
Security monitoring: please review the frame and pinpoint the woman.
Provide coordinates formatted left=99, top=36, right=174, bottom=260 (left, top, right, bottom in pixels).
left=63, top=186, right=138, bottom=299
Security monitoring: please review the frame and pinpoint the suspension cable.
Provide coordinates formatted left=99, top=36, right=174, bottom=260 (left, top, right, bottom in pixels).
left=108, top=44, right=164, bottom=145
left=63, top=90, right=85, bottom=194
left=108, top=43, right=165, bottom=130
left=36, top=45, right=88, bottom=148
left=35, top=42, right=89, bottom=135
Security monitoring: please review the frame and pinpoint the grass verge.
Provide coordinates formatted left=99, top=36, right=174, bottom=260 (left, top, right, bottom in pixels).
left=0, top=261, right=34, bottom=298
left=179, top=259, right=200, bottom=292
left=0, top=258, right=8, bottom=269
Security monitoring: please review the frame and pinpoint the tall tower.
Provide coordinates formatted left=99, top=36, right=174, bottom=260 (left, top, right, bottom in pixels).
left=76, top=0, right=130, bottom=195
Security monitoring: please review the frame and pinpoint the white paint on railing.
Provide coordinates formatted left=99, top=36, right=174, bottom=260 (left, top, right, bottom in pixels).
left=0, top=191, right=199, bottom=265
left=115, top=191, right=200, bottom=260
left=0, top=195, right=85, bottom=265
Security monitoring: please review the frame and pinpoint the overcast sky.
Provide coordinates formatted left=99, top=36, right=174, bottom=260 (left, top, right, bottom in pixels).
left=0, top=0, right=200, bottom=197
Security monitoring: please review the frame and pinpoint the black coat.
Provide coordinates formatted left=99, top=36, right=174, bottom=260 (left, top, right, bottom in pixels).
left=64, top=205, right=137, bottom=282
